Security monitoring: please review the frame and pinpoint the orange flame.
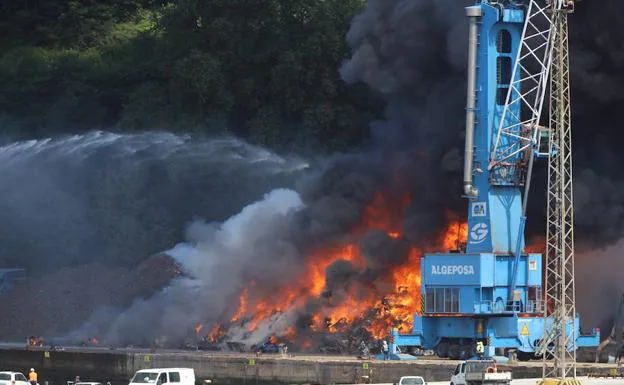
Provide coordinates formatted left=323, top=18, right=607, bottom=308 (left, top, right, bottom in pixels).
left=194, top=323, right=203, bottom=334
left=309, top=244, right=362, bottom=296
left=352, top=192, right=411, bottom=236
left=208, top=324, right=225, bottom=343
left=525, top=235, right=546, bottom=253
left=283, top=326, right=296, bottom=339
left=195, top=190, right=473, bottom=350
left=231, top=288, right=249, bottom=321
left=441, top=213, right=468, bottom=251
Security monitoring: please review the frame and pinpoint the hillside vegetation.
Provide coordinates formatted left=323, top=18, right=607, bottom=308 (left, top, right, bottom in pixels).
left=0, top=0, right=380, bottom=150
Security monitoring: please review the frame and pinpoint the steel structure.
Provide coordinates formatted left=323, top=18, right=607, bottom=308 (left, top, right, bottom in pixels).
left=542, top=2, right=577, bottom=380
left=383, top=0, right=598, bottom=363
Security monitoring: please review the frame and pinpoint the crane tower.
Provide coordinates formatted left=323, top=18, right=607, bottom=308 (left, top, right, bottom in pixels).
left=489, top=0, right=578, bottom=380
left=384, top=0, right=598, bottom=366
left=543, top=1, right=577, bottom=381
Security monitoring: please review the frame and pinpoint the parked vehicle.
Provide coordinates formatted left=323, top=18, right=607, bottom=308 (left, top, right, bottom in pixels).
left=253, top=341, right=279, bottom=354
left=394, top=376, right=426, bottom=385
left=129, top=368, right=195, bottom=385
left=0, top=372, right=28, bottom=385
left=450, top=360, right=511, bottom=385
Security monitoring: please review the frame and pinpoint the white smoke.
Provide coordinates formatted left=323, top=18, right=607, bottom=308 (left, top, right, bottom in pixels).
left=96, top=188, right=307, bottom=346
left=0, top=131, right=309, bottom=274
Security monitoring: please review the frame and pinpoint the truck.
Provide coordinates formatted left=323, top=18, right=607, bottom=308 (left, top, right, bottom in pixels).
left=128, top=368, right=195, bottom=385
left=450, top=360, right=511, bottom=385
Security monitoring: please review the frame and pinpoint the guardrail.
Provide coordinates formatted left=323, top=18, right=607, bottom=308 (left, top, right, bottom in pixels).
left=475, top=300, right=544, bottom=314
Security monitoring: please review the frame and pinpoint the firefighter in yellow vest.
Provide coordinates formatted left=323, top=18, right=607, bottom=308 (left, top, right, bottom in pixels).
left=476, top=341, right=485, bottom=359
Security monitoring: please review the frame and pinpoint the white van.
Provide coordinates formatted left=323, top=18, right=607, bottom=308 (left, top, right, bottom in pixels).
left=129, top=368, right=195, bottom=385
left=0, top=372, right=29, bottom=385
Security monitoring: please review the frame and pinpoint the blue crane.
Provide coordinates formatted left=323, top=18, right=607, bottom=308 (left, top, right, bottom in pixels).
left=384, top=0, right=599, bottom=361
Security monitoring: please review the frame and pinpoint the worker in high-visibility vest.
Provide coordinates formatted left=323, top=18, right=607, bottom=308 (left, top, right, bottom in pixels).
left=28, top=368, right=37, bottom=385
left=476, top=341, right=485, bottom=360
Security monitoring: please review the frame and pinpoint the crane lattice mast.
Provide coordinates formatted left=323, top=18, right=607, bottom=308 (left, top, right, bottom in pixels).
left=488, top=0, right=578, bottom=380
left=542, top=1, right=577, bottom=380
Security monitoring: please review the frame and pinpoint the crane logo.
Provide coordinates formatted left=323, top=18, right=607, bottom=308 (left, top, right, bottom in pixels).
left=472, top=202, right=487, bottom=217
left=470, top=222, right=489, bottom=243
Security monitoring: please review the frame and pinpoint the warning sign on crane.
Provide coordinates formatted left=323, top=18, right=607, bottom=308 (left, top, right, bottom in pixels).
left=520, top=324, right=530, bottom=336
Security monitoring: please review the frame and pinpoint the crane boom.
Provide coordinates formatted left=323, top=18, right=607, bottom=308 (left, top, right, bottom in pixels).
left=487, top=0, right=561, bottom=307
left=488, top=0, right=557, bottom=182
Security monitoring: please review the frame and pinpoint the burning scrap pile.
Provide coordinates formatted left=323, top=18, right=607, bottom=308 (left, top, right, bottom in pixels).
left=187, top=191, right=469, bottom=354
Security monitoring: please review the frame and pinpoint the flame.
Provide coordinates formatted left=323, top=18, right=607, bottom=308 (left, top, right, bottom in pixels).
left=231, top=288, right=249, bottom=321
left=309, top=244, right=362, bottom=296
left=208, top=324, right=225, bottom=342
left=194, top=323, right=203, bottom=334
left=441, top=214, right=468, bottom=251
left=283, top=326, right=296, bottom=339
left=89, top=337, right=99, bottom=344
left=525, top=235, right=546, bottom=253
left=195, top=190, right=473, bottom=351
left=363, top=247, right=422, bottom=338
left=352, top=192, right=410, bottom=236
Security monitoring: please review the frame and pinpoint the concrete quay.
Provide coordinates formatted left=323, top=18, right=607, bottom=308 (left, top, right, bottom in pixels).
left=0, top=347, right=619, bottom=385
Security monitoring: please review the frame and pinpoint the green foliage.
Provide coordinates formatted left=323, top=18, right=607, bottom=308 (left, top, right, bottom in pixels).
left=0, top=0, right=381, bottom=150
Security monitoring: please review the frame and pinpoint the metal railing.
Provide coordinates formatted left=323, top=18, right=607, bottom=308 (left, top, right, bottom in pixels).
left=475, top=300, right=544, bottom=314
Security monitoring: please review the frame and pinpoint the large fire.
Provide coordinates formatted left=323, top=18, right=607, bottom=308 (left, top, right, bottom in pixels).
left=197, top=192, right=469, bottom=351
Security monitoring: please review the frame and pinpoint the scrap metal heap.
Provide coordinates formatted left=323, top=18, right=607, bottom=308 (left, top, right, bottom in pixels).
left=0, top=254, right=180, bottom=342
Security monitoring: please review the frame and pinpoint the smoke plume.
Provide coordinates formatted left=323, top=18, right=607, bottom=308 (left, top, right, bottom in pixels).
left=5, top=0, right=624, bottom=345
left=0, top=131, right=308, bottom=273
left=66, top=0, right=471, bottom=346
left=64, top=0, right=624, bottom=346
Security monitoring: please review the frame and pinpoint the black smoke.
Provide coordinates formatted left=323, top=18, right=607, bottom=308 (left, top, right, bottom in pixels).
left=7, top=0, right=624, bottom=345
left=341, top=0, right=624, bottom=248
left=339, top=0, right=468, bottom=244
left=60, top=0, right=471, bottom=346
left=568, top=0, right=624, bottom=247
left=339, top=0, right=624, bottom=337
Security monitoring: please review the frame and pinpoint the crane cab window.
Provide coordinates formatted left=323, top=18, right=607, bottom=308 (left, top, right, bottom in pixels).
left=497, top=30, right=512, bottom=53
left=425, top=287, right=459, bottom=313
left=497, top=87, right=509, bottom=106
left=497, top=57, right=512, bottom=85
